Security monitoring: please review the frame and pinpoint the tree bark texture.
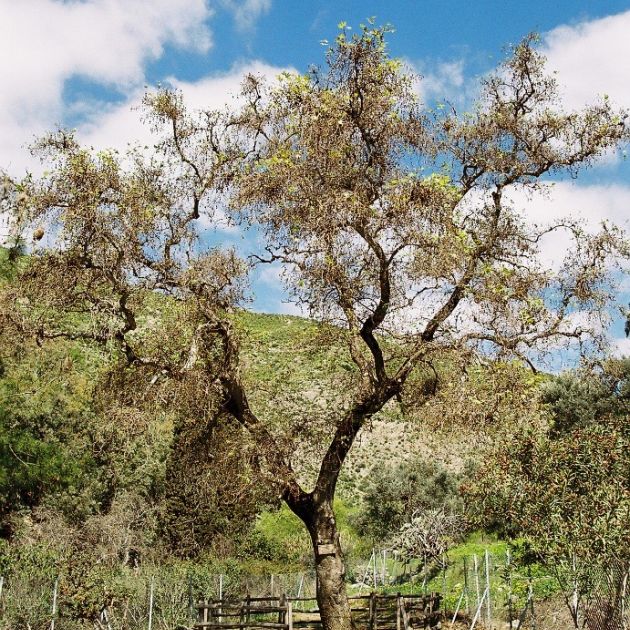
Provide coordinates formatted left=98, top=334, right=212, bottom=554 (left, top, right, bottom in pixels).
left=307, top=501, right=355, bottom=630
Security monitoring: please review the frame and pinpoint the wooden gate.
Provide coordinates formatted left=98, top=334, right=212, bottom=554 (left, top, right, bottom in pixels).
left=193, top=593, right=442, bottom=630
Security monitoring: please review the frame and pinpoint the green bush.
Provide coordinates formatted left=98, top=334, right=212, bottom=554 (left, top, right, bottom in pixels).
left=355, top=458, right=464, bottom=542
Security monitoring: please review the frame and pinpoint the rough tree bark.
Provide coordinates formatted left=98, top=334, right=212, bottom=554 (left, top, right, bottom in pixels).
left=309, top=504, right=354, bottom=630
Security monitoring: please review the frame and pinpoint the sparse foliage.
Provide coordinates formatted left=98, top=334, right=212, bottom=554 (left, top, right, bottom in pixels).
left=389, top=507, right=466, bottom=565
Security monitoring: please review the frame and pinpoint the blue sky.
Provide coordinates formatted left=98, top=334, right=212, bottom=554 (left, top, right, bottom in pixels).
left=142, top=1, right=630, bottom=83
left=0, top=0, right=629, bottom=358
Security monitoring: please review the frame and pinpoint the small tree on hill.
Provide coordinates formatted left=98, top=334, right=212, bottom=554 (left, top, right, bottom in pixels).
left=356, top=458, right=463, bottom=542
left=1, top=25, right=629, bottom=630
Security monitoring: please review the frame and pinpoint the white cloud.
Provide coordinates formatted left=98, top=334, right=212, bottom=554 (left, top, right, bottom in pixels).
left=409, top=10, right=630, bottom=113
left=0, top=50, right=288, bottom=238
left=612, top=337, right=630, bottom=357
left=0, top=0, right=213, bottom=172
left=407, top=58, right=468, bottom=106
left=542, top=10, right=630, bottom=110
left=77, top=60, right=290, bottom=152
left=221, top=0, right=271, bottom=31
left=257, top=263, right=283, bottom=287
left=503, top=181, right=630, bottom=270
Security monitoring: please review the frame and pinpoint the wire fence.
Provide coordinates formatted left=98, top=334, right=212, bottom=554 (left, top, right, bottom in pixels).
left=0, top=554, right=627, bottom=629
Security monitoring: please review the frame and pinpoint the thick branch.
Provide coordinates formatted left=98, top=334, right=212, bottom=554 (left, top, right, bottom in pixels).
left=207, top=319, right=313, bottom=520
left=353, top=223, right=390, bottom=383
left=313, top=380, right=398, bottom=503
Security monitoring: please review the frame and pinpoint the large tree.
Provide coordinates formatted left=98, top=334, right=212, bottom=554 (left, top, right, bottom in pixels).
left=1, top=26, right=628, bottom=630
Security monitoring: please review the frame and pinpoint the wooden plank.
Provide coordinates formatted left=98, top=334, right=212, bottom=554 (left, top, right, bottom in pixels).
left=194, top=623, right=288, bottom=629
left=400, top=598, right=410, bottom=630
left=317, top=544, right=335, bottom=556
left=369, top=592, right=375, bottom=630
left=198, top=602, right=284, bottom=607
left=198, top=605, right=288, bottom=614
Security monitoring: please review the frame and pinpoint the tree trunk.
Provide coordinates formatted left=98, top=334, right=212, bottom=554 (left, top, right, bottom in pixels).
left=305, top=500, right=355, bottom=630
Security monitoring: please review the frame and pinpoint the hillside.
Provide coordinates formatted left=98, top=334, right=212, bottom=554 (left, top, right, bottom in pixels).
left=0, top=245, right=532, bottom=538
left=235, top=311, right=478, bottom=498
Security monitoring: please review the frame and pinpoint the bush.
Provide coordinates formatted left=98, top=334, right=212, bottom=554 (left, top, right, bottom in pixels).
left=355, top=458, right=464, bottom=542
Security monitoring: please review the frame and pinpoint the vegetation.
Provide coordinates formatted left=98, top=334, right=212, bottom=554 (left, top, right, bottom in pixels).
left=467, top=359, right=630, bottom=627
left=355, top=459, right=463, bottom=542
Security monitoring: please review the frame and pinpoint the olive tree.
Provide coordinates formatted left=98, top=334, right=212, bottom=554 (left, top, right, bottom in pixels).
left=1, top=25, right=628, bottom=630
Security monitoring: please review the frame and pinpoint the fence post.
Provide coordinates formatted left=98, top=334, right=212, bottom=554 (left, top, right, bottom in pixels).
left=147, top=575, right=154, bottom=630
left=381, top=550, right=386, bottom=586
left=530, top=578, right=537, bottom=630
left=188, top=574, right=194, bottom=622
left=372, top=549, right=377, bottom=588
left=219, top=574, right=224, bottom=623
left=516, top=581, right=533, bottom=630
left=369, top=592, right=375, bottom=630
left=50, top=577, right=59, bottom=630
left=473, top=554, right=481, bottom=613
left=621, top=568, right=628, bottom=623
left=423, top=552, right=428, bottom=595
left=470, top=586, right=488, bottom=630
left=202, top=598, right=209, bottom=625
left=463, top=557, right=470, bottom=616
left=442, top=555, right=447, bottom=613
left=506, top=549, right=513, bottom=628
left=450, top=588, right=466, bottom=626
left=279, top=593, right=286, bottom=624
left=396, top=593, right=401, bottom=630
left=287, top=600, right=293, bottom=630
left=484, top=549, right=491, bottom=628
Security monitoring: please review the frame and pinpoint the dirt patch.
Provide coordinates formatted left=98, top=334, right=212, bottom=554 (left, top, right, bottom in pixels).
left=445, top=599, right=576, bottom=629
left=445, top=612, right=490, bottom=629
left=527, top=598, right=576, bottom=630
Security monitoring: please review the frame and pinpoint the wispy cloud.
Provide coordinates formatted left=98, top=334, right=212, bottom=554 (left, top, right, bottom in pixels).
left=221, top=0, right=271, bottom=32
left=406, top=57, right=471, bottom=107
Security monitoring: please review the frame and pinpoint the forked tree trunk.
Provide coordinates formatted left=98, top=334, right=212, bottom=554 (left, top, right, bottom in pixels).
left=304, top=500, right=355, bottom=630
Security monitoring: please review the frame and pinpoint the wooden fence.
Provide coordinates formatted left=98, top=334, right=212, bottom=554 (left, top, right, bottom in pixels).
left=193, top=593, right=442, bottom=630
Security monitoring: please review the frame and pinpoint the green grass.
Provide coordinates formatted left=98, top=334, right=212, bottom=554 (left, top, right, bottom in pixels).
left=356, top=533, right=561, bottom=617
